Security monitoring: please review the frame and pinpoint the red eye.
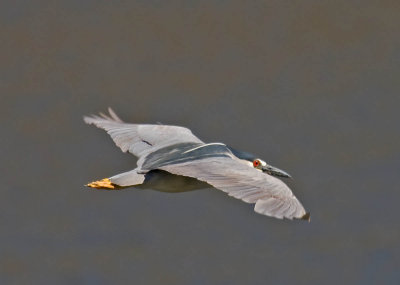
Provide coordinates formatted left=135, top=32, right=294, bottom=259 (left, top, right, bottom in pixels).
left=253, top=160, right=260, bottom=167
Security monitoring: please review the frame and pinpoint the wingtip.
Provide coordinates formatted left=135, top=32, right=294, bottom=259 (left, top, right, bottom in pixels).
left=107, top=107, right=123, bottom=122
left=83, top=108, right=123, bottom=124
left=83, top=115, right=93, bottom=124
left=301, top=212, right=311, bottom=222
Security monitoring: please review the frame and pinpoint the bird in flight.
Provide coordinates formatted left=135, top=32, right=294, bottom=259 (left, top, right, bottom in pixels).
left=84, top=108, right=310, bottom=221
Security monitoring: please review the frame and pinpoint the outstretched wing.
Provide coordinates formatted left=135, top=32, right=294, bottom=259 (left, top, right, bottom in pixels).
left=159, top=156, right=309, bottom=220
left=84, top=108, right=204, bottom=157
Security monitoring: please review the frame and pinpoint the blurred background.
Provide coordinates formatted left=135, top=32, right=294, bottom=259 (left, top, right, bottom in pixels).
left=1, top=1, right=399, bottom=284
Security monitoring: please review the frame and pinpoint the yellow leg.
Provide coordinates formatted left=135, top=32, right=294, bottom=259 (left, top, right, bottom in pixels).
left=86, top=178, right=120, bottom=190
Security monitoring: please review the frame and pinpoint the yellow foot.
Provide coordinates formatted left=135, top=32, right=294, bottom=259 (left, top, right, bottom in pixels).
left=86, top=178, right=119, bottom=190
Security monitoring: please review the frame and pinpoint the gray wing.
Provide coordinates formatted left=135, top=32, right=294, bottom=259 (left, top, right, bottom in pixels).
left=83, top=108, right=204, bottom=157
left=159, top=157, right=309, bottom=220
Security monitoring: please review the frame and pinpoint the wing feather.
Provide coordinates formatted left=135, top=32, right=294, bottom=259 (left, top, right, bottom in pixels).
left=84, top=108, right=204, bottom=157
left=159, top=157, right=309, bottom=220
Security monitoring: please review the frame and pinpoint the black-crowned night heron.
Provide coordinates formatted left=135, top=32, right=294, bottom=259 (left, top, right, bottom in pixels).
left=84, top=108, right=310, bottom=221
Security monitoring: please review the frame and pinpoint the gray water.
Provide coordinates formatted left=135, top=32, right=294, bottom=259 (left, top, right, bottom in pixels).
left=1, top=1, right=399, bottom=284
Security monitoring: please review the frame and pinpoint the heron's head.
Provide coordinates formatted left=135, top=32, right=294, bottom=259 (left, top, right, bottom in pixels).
left=251, top=158, right=291, bottom=178
left=228, top=146, right=291, bottom=178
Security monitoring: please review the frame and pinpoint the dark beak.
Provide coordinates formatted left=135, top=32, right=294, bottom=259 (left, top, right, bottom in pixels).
left=262, top=165, right=291, bottom=178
